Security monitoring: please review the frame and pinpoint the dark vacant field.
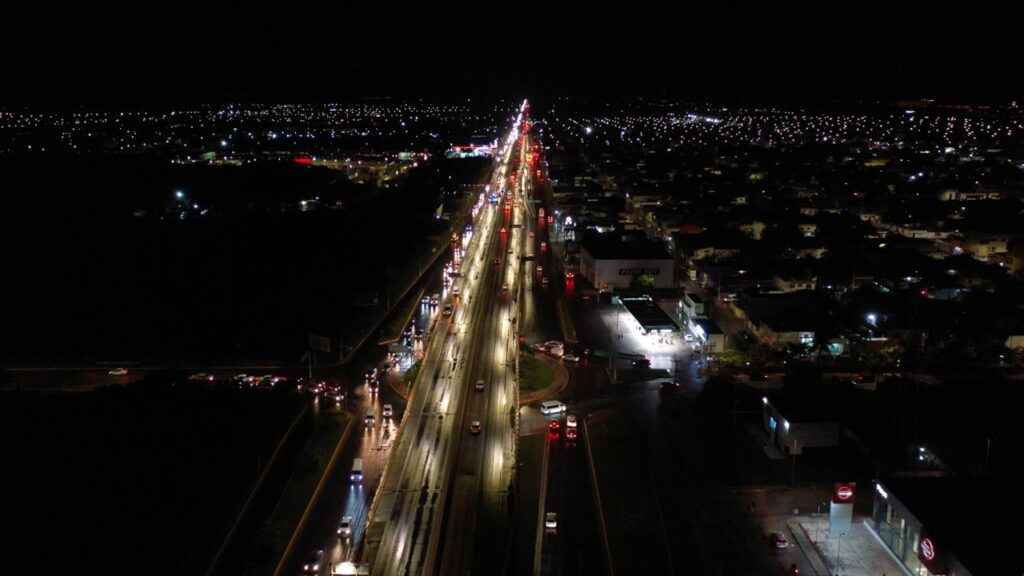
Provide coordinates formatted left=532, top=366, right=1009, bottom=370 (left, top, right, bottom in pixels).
left=0, top=382, right=306, bottom=576
left=0, top=153, right=487, bottom=363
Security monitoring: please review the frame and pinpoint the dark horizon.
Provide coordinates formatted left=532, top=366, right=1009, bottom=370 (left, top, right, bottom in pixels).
left=3, top=3, right=1024, bottom=107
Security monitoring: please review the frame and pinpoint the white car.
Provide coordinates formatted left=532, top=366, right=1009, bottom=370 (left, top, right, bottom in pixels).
left=562, top=353, right=580, bottom=363
left=337, top=516, right=353, bottom=538
left=545, top=512, right=558, bottom=529
left=566, top=414, right=578, bottom=428
left=540, top=400, right=567, bottom=415
left=108, top=367, right=128, bottom=376
left=383, top=404, right=394, bottom=418
left=684, top=333, right=695, bottom=343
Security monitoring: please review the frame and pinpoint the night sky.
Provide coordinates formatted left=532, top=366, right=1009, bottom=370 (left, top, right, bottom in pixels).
left=2, top=2, right=1024, bottom=106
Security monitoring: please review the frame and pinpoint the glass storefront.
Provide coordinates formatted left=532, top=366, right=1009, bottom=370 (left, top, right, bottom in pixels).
left=873, top=497, right=934, bottom=576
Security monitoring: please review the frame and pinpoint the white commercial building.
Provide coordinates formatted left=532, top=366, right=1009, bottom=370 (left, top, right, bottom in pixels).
left=579, top=234, right=675, bottom=290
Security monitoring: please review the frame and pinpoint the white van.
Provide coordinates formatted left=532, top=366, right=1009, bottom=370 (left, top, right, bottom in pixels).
left=540, top=400, right=567, bottom=415
left=350, top=458, right=363, bottom=482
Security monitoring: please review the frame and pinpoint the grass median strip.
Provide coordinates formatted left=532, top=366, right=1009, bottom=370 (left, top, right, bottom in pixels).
left=587, top=410, right=673, bottom=575
left=403, top=360, right=422, bottom=388
left=556, top=299, right=578, bottom=344
left=520, top=354, right=554, bottom=392
left=252, top=409, right=348, bottom=576
left=379, top=286, right=426, bottom=345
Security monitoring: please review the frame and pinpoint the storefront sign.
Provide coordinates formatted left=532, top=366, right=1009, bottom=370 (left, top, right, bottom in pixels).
left=832, top=482, right=856, bottom=504
left=918, top=531, right=947, bottom=575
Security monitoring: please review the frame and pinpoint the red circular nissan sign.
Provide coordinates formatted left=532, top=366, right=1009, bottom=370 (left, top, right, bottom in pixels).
left=836, top=485, right=854, bottom=501
left=921, top=538, right=936, bottom=560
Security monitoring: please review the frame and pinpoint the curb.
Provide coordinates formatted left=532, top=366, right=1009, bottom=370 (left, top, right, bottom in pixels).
left=205, top=402, right=311, bottom=576
left=787, top=518, right=830, bottom=576
left=555, top=299, right=578, bottom=345
left=532, top=433, right=551, bottom=576
left=582, top=416, right=615, bottom=576
left=273, top=410, right=356, bottom=576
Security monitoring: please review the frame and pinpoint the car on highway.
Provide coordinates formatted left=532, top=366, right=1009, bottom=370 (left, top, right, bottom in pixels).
left=364, top=368, right=378, bottom=382
left=430, top=294, right=440, bottom=306
left=421, top=295, right=430, bottom=304
left=541, top=277, right=549, bottom=286
left=684, top=332, right=695, bottom=343
left=632, top=356, right=651, bottom=368
left=769, top=531, right=789, bottom=549
left=493, top=258, right=501, bottom=266
left=540, top=241, right=548, bottom=249
left=564, top=271, right=575, bottom=279
left=507, top=248, right=513, bottom=254
left=529, top=231, right=535, bottom=238
left=475, top=379, right=485, bottom=391
left=544, top=512, right=558, bottom=529
left=659, top=380, right=682, bottom=393
left=545, top=340, right=563, bottom=349
left=540, top=400, right=566, bottom=414
left=368, top=379, right=380, bottom=394
left=302, top=549, right=324, bottom=573
left=443, top=303, right=453, bottom=316
left=452, top=286, right=460, bottom=296
left=548, top=420, right=560, bottom=432
left=108, top=367, right=129, bottom=376
left=566, top=427, right=578, bottom=439
left=337, top=516, right=353, bottom=538
left=470, top=420, right=482, bottom=435
left=566, top=414, right=577, bottom=428
left=536, top=265, right=543, bottom=273
left=562, top=353, right=579, bottom=363
left=383, top=404, right=394, bottom=418
left=502, top=283, right=509, bottom=291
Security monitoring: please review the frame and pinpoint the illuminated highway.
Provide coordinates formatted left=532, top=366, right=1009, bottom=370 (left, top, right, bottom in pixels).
left=438, top=114, right=531, bottom=575
left=362, top=101, right=529, bottom=576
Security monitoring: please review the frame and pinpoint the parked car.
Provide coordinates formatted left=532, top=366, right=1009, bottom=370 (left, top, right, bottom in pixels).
left=632, top=356, right=651, bottom=368
left=769, top=531, right=788, bottom=549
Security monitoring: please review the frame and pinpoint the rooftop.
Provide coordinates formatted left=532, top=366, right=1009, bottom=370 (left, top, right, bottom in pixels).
left=618, top=295, right=680, bottom=334
left=581, top=232, right=672, bottom=261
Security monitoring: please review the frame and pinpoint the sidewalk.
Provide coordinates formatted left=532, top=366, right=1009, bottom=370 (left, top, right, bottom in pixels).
left=786, top=515, right=907, bottom=576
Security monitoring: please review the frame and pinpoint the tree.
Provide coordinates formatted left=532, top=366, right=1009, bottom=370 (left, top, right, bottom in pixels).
left=629, top=274, right=655, bottom=290
left=746, top=343, right=774, bottom=372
